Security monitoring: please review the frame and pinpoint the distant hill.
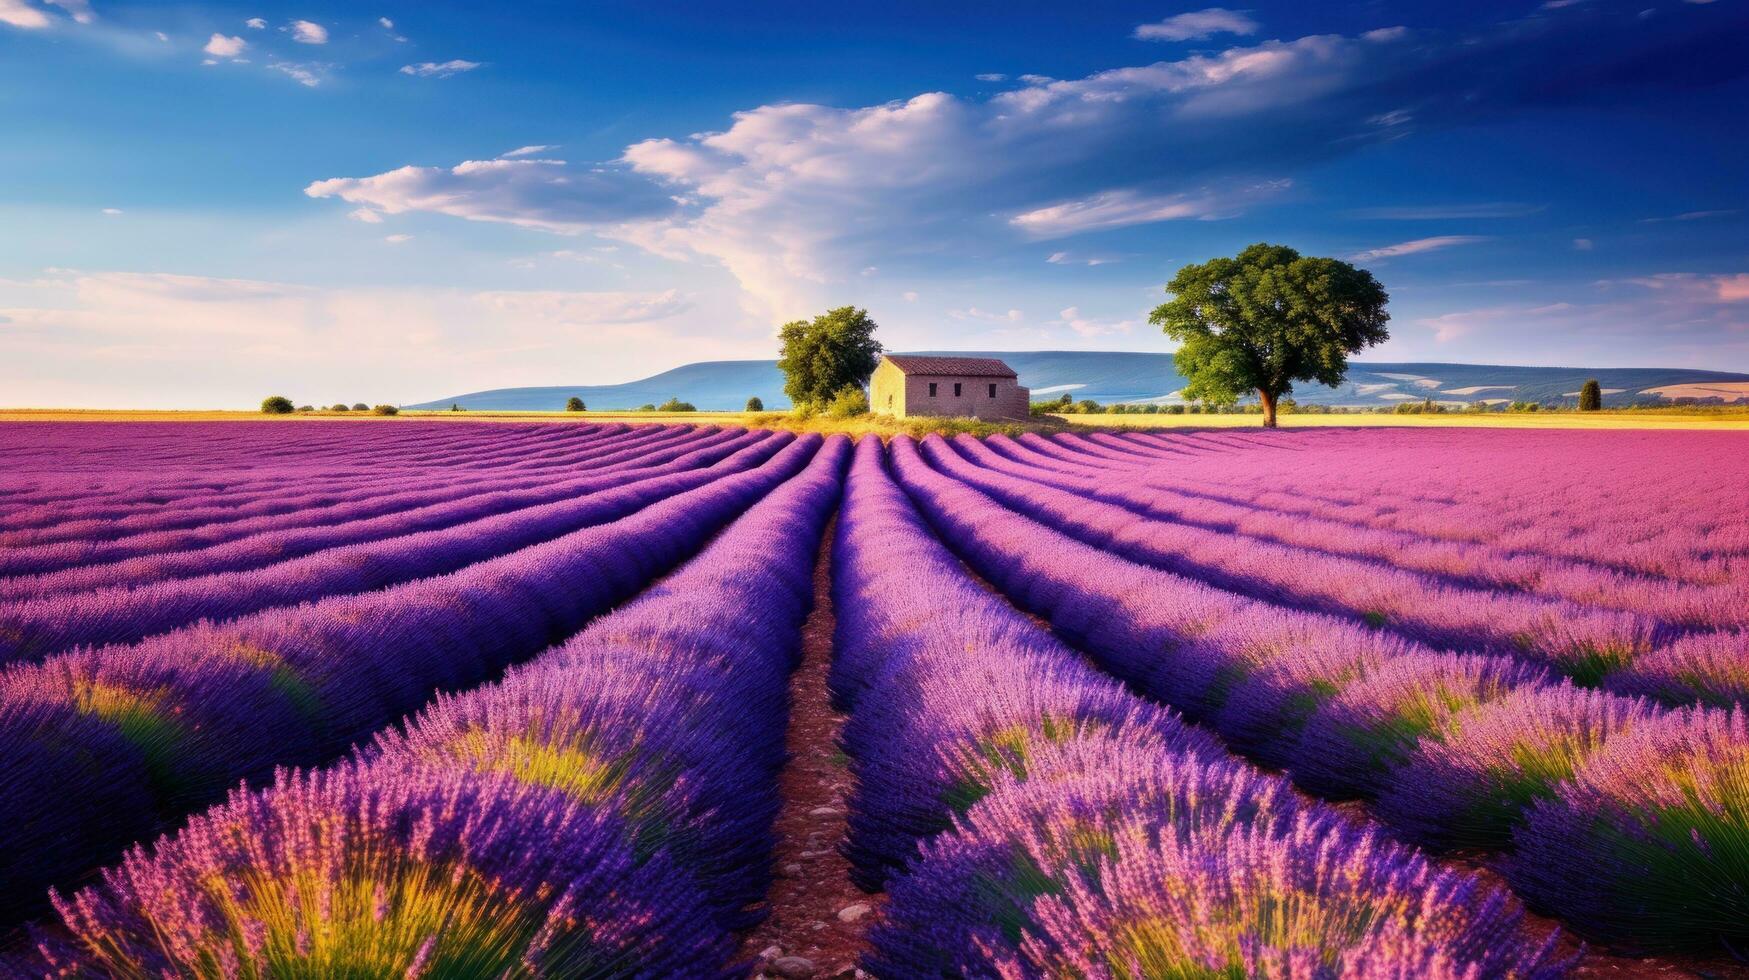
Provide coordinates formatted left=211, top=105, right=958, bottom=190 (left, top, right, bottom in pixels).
left=410, top=352, right=1749, bottom=411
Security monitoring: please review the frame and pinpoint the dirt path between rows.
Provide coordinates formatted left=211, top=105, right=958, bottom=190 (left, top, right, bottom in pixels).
left=744, top=516, right=882, bottom=980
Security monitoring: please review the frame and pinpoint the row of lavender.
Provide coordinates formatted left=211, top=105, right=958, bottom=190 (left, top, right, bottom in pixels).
left=25, top=435, right=847, bottom=975
left=1045, top=427, right=1748, bottom=585
left=831, top=436, right=1570, bottom=977
left=929, top=433, right=1744, bottom=704
left=890, top=432, right=1747, bottom=952
left=0, top=430, right=812, bottom=923
left=0, top=423, right=688, bottom=565
left=0, top=420, right=640, bottom=521
left=0, top=428, right=766, bottom=660
left=990, top=431, right=1748, bottom=633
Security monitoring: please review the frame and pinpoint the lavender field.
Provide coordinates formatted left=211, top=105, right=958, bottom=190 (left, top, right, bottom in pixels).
left=1, top=420, right=1744, bottom=977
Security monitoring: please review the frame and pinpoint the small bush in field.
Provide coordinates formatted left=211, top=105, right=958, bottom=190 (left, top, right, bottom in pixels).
left=260, top=396, right=294, bottom=414
left=826, top=387, right=869, bottom=419
left=745, top=396, right=764, bottom=412
left=372, top=404, right=399, bottom=416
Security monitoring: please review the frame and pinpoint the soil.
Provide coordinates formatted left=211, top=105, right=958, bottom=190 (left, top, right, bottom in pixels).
left=743, top=517, right=882, bottom=979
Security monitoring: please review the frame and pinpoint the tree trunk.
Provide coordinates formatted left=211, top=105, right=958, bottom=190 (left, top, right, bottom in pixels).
left=1259, top=389, right=1278, bottom=428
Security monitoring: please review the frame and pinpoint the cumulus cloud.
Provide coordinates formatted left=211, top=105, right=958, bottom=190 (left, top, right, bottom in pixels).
left=245, top=16, right=265, bottom=29
left=1350, top=235, right=1488, bottom=261
left=1134, top=8, right=1259, bottom=42
left=203, top=33, right=247, bottom=58
left=400, top=59, right=482, bottom=78
left=304, top=13, right=1745, bottom=319
left=288, top=19, right=327, bottom=44
left=305, top=158, right=676, bottom=233
left=378, top=16, right=393, bottom=28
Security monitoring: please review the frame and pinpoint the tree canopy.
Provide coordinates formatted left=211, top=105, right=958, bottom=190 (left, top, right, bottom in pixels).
left=1149, top=243, right=1389, bottom=427
left=745, top=396, right=764, bottom=412
left=1579, top=379, right=1602, bottom=411
left=565, top=396, right=586, bottom=412
left=260, top=395, right=294, bottom=414
left=777, top=306, right=883, bottom=408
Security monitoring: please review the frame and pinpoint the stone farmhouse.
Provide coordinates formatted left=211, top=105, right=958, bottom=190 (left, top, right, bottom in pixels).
left=869, top=355, right=1030, bottom=421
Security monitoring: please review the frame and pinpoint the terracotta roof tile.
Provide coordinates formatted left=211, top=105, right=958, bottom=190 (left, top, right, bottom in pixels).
left=881, top=355, right=1018, bottom=378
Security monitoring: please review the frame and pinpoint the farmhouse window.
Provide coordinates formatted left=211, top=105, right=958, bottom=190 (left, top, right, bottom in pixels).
left=954, top=383, right=962, bottom=397
left=988, top=383, right=997, bottom=398
left=928, top=382, right=937, bottom=397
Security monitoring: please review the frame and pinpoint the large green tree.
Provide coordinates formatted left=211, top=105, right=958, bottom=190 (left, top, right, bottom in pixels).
left=1150, top=243, right=1390, bottom=427
left=777, top=306, right=883, bottom=408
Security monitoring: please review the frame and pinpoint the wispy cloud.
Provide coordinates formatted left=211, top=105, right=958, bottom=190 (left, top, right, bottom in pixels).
left=269, top=61, right=326, bottom=87
left=305, top=158, right=675, bottom=232
left=1346, top=202, right=1542, bottom=220
left=1134, top=8, right=1259, bottom=42
left=501, top=145, right=557, bottom=159
left=400, top=59, right=483, bottom=78
left=43, top=0, right=91, bottom=24
left=1350, top=235, right=1488, bottom=261
left=975, top=72, right=1007, bottom=82
left=1012, top=182, right=1289, bottom=237
left=1639, top=208, right=1739, bottom=223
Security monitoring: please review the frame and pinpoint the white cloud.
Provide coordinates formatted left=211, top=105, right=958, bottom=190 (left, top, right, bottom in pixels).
left=305, top=158, right=675, bottom=232
left=975, top=72, right=1007, bottom=82
left=100, top=208, right=122, bottom=215
left=501, top=145, right=557, bottom=158
left=1134, top=8, right=1260, bottom=42
left=288, top=19, right=327, bottom=44
left=245, top=16, right=265, bottom=29
left=378, top=16, right=393, bottom=28
left=1573, top=237, right=1594, bottom=250
left=154, top=30, right=168, bottom=41
left=1011, top=182, right=1287, bottom=237
left=384, top=234, right=412, bottom=243
left=1046, top=250, right=1118, bottom=266
left=1053, top=306, right=1140, bottom=337
left=0, top=0, right=51, bottom=29
left=269, top=62, right=325, bottom=87
left=1349, top=235, right=1488, bottom=261
left=310, top=26, right=1427, bottom=317
left=399, top=59, right=482, bottom=78
left=43, top=0, right=92, bottom=23
left=348, top=207, right=383, bottom=223
left=204, top=33, right=247, bottom=58
left=950, top=307, right=1023, bottom=323
left=902, top=291, right=919, bottom=302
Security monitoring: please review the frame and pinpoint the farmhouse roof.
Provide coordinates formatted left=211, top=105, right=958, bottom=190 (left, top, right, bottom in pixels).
left=882, top=355, right=1018, bottom=378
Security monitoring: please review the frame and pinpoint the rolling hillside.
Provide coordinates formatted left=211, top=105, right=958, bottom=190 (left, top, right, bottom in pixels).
left=410, top=352, right=1749, bottom=411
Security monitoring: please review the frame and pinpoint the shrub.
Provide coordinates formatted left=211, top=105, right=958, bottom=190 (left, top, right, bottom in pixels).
left=260, top=396, right=294, bottom=414
left=1579, top=379, right=1602, bottom=411
left=565, top=397, right=585, bottom=412
left=352, top=403, right=369, bottom=412
left=656, top=398, right=697, bottom=412
left=1073, top=399, right=1103, bottom=414
left=329, top=404, right=350, bottom=412
left=637, top=403, right=657, bottom=412
left=825, top=386, right=869, bottom=419
left=296, top=405, right=315, bottom=413
left=745, top=396, right=764, bottom=412
left=372, top=404, right=399, bottom=416
left=449, top=404, right=463, bottom=412
left=1167, top=404, right=1186, bottom=415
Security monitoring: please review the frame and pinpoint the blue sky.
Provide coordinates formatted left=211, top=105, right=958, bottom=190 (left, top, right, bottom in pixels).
left=1, top=0, right=1744, bottom=407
